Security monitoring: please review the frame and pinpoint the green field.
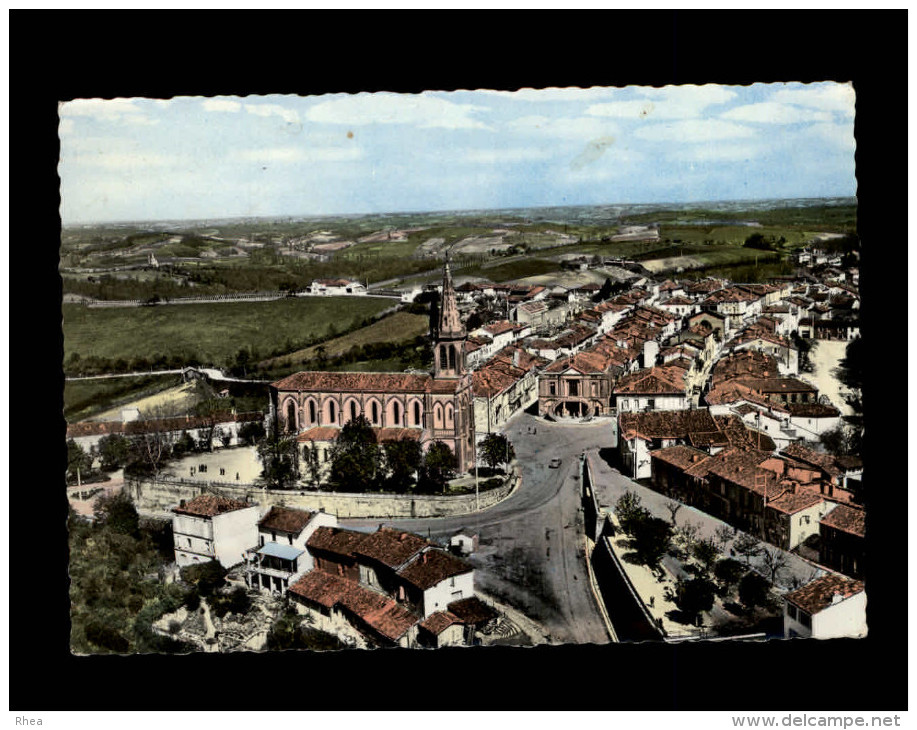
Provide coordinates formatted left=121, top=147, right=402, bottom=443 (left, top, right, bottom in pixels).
left=62, top=297, right=394, bottom=369
left=259, top=311, right=430, bottom=368
left=64, top=374, right=183, bottom=422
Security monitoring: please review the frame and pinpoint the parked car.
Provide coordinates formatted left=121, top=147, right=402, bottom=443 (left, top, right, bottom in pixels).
left=549, top=458, right=562, bottom=468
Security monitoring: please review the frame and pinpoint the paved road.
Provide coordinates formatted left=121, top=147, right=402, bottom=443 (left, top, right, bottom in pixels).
left=344, top=412, right=616, bottom=645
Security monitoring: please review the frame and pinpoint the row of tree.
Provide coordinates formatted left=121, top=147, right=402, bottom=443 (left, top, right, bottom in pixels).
left=614, top=491, right=786, bottom=627
left=257, top=417, right=514, bottom=494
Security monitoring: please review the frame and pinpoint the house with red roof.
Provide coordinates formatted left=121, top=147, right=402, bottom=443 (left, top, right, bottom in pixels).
left=244, top=506, right=338, bottom=595
left=819, top=504, right=866, bottom=579
left=783, top=574, right=866, bottom=639
left=614, top=364, right=690, bottom=413
left=172, top=493, right=260, bottom=569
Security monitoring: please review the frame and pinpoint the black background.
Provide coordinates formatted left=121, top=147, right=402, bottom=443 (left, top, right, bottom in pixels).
left=12, top=9, right=905, bottom=712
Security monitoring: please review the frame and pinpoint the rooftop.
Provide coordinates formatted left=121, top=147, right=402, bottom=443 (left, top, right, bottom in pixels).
left=784, top=574, right=865, bottom=615
left=172, top=494, right=251, bottom=518
left=258, top=505, right=315, bottom=535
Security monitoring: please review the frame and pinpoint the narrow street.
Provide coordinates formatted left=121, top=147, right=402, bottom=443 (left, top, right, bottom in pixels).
left=344, top=412, right=615, bottom=645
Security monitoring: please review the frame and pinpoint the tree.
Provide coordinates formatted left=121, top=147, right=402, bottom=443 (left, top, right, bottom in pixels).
left=714, top=524, right=736, bottom=552
left=67, top=439, right=93, bottom=484
left=382, top=438, right=423, bottom=492
left=418, top=441, right=457, bottom=494
left=256, top=424, right=301, bottom=489
left=691, top=538, right=720, bottom=576
left=592, top=277, right=613, bottom=302
left=180, top=560, right=227, bottom=597
left=614, top=490, right=649, bottom=535
left=301, top=441, right=324, bottom=490
left=328, top=416, right=382, bottom=492
left=93, top=491, right=140, bottom=537
left=663, top=499, right=682, bottom=526
left=478, top=433, right=516, bottom=472
left=675, top=577, right=716, bottom=625
left=761, top=545, right=790, bottom=584
left=743, top=233, right=775, bottom=251
left=832, top=336, right=864, bottom=399
left=239, top=420, right=266, bottom=446
left=126, top=423, right=175, bottom=478
left=738, top=571, right=771, bottom=611
left=97, top=433, right=132, bottom=472
left=630, top=516, right=673, bottom=570
left=172, top=430, right=197, bottom=458
left=820, top=424, right=862, bottom=458
left=714, top=558, right=746, bottom=593
left=733, top=532, right=763, bottom=566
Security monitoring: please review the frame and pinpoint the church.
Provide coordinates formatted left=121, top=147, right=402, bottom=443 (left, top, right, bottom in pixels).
left=269, top=260, right=476, bottom=474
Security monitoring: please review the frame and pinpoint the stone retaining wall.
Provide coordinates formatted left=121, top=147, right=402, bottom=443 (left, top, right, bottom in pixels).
left=126, top=473, right=518, bottom=520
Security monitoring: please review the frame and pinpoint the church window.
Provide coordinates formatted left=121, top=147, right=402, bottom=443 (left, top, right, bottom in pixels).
left=350, top=401, right=358, bottom=423
left=285, top=401, right=297, bottom=432
left=413, top=401, right=422, bottom=426
left=448, top=344, right=457, bottom=370
left=308, top=400, right=317, bottom=425
left=371, top=401, right=379, bottom=424
left=392, top=401, right=401, bottom=426
left=328, top=401, right=337, bottom=424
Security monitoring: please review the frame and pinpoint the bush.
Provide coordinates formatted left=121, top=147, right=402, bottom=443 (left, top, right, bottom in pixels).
left=85, top=621, right=130, bottom=653
left=180, top=560, right=227, bottom=597
left=738, top=571, right=771, bottom=611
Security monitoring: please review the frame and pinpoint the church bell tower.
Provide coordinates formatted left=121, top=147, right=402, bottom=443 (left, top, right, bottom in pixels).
left=433, top=257, right=466, bottom=379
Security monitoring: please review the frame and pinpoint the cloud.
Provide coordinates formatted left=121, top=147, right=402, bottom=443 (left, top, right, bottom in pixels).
left=585, top=100, right=658, bottom=120
left=476, top=86, right=623, bottom=102
left=202, top=98, right=243, bottom=113
left=635, top=118, right=756, bottom=143
left=670, top=143, right=759, bottom=163
left=721, top=102, right=833, bottom=124
left=228, top=146, right=363, bottom=164
left=800, top=122, right=857, bottom=153
left=770, top=83, right=856, bottom=116
left=457, top=147, right=554, bottom=164
left=507, top=114, right=616, bottom=139
left=61, top=149, right=178, bottom=170
left=59, top=98, right=157, bottom=125
left=305, top=92, right=491, bottom=130
left=244, top=102, right=301, bottom=125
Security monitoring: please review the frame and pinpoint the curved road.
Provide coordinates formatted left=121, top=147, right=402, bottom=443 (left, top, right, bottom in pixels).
left=344, top=412, right=615, bottom=645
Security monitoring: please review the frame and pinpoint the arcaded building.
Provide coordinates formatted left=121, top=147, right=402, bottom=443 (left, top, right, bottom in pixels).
left=269, top=261, right=476, bottom=474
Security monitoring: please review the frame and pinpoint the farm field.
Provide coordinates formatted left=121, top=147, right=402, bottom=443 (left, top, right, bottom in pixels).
left=258, top=311, right=430, bottom=369
left=62, top=296, right=394, bottom=369
left=64, top=373, right=183, bottom=422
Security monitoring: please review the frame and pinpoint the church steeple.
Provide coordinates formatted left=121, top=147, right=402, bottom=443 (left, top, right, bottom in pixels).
left=433, top=256, right=466, bottom=378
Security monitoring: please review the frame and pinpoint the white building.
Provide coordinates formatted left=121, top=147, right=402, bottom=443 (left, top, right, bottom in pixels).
left=246, top=506, right=339, bottom=594
left=783, top=574, right=867, bottom=639
left=172, top=494, right=260, bottom=569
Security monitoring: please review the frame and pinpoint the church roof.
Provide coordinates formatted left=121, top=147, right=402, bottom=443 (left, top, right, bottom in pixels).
left=272, top=371, right=461, bottom=395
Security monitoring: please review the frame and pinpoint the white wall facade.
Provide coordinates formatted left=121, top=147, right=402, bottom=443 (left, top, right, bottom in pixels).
left=210, top=506, right=260, bottom=568
left=784, top=590, right=867, bottom=639
left=421, top=571, right=475, bottom=618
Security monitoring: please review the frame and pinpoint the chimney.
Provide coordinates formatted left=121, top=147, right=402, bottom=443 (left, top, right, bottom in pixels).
left=514, top=349, right=520, bottom=368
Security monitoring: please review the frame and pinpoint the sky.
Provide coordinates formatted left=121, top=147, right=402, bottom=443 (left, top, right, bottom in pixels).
left=58, top=82, right=857, bottom=225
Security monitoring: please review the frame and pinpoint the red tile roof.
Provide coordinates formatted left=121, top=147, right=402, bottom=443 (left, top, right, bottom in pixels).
left=447, top=596, right=499, bottom=624
left=650, top=445, right=712, bottom=471
left=614, top=365, right=686, bottom=395
left=784, top=574, right=865, bottom=615
left=418, top=610, right=462, bottom=635
left=288, top=570, right=418, bottom=642
left=353, top=527, right=432, bottom=569
left=618, top=408, right=719, bottom=442
left=273, top=371, right=461, bottom=396
left=307, top=526, right=368, bottom=557
left=820, top=504, right=866, bottom=538
left=397, top=549, right=473, bottom=590
left=766, top=488, right=824, bottom=515
left=258, top=506, right=315, bottom=534
left=172, top=493, right=252, bottom=518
